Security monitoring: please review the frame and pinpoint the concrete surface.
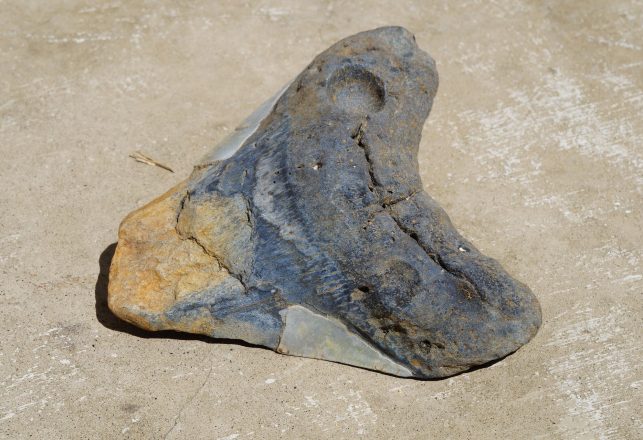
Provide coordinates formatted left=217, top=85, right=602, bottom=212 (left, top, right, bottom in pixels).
left=1, top=1, right=641, bottom=438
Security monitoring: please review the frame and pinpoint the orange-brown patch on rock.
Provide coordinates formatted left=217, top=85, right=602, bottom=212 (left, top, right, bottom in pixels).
left=176, top=191, right=253, bottom=274
left=108, top=181, right=230, bottom=332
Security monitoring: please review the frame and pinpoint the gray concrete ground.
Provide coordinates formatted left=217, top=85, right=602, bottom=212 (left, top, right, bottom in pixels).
left=1, top=1, right=641, bottom=438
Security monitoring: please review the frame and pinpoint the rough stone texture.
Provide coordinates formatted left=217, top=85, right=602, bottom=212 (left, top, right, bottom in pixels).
left=1, top=0, right=641, bottom=438
left=108, top=27, right=541, bottom=379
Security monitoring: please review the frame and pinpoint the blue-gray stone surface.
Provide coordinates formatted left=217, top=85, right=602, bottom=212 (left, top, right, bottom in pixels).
left=108, top=26, right=541, bottom=379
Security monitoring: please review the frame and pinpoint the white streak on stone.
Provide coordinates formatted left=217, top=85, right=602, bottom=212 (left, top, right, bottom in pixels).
left=277, top=305, right=413, bottom=377
left=200, top=81, right=292, bottom=163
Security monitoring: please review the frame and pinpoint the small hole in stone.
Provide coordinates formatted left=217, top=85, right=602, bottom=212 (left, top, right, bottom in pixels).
left=458, top=246, right=468, bottom=252
left=358, top=286, right=370, bottom=293
left=312, top=162, right=323, bottom=170
left=410, top=232, right=419, bottom=241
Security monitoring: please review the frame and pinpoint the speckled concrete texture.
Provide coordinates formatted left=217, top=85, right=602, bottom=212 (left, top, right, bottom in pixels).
left=1, top=1, right=641, bottom=439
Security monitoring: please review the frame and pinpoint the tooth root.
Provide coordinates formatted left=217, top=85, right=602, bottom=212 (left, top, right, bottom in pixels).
left=108, top=182, right=232, bottom=333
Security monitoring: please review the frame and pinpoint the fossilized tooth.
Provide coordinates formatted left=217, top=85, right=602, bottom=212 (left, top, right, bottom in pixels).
left=108, top=26, right=541, bottom=379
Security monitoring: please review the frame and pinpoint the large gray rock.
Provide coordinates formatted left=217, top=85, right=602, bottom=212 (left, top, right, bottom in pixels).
left=108, top=26, right=541, bottom=379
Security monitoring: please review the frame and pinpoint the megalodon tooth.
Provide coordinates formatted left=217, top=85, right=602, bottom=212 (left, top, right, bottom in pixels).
left=108, top=26, right=541, bottom=379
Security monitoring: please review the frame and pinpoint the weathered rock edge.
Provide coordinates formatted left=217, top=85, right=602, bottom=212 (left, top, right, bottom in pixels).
left=108, top=26, right=541, bottom=379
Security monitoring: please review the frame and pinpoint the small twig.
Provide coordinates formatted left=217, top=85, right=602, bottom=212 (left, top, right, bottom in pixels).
left=129, top=151, right=174, bottom=173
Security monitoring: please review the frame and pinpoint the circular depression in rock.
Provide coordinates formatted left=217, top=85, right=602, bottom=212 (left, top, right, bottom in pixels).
left=328, top=66, right=385, bottom=114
